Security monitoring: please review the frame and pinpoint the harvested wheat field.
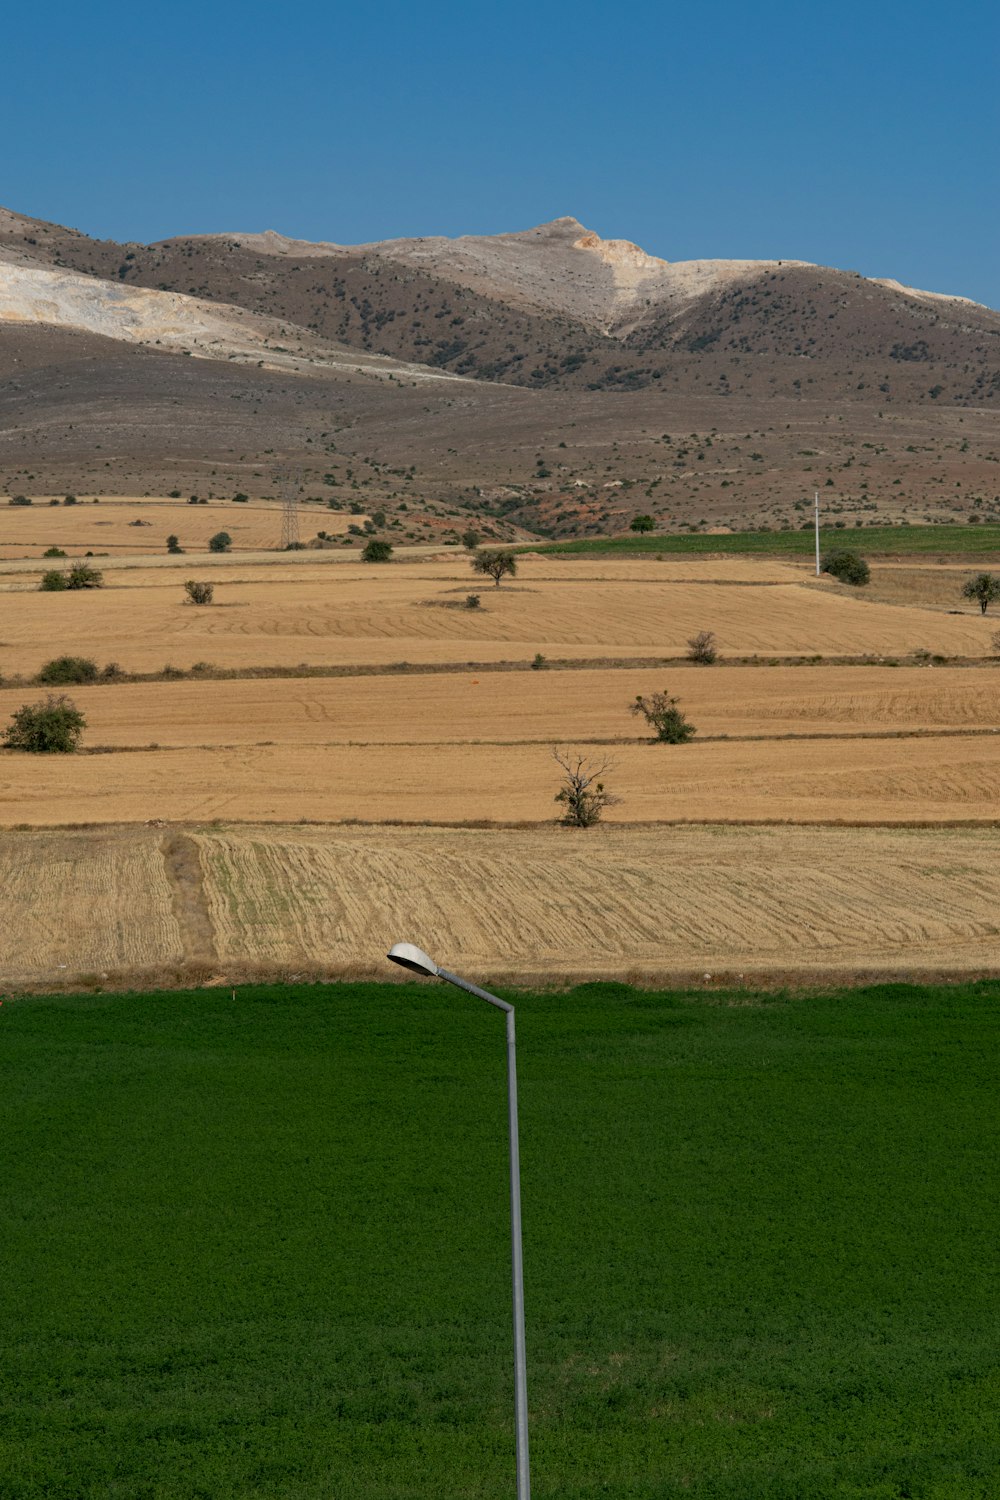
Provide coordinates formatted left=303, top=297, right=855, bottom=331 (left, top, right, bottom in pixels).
left=0, top=554, right=995, bottom=677
left=0, top=496, right=365, bottom=557
left=1, top=823, right=998, bottom=988
left=3, top=665, right=1000, bottom=751
left=3, top=735, right=1000, bottom=826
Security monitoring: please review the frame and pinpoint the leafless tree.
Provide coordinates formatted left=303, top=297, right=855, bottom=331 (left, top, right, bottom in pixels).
left=552, top=748, right=620, bottom=827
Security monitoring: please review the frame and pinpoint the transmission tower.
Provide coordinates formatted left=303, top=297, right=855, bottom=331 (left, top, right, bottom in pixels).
left=277, top=467, right=301, bottom=550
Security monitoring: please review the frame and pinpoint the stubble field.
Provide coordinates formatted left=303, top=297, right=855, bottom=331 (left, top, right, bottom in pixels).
left=2, top=539, right=1000, bottom=984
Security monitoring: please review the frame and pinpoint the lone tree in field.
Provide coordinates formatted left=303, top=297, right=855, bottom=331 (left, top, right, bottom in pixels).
left=166, top=534, right=183, bottom=554
left=184, top=580, right=214, bottom=605
left=362, top=538, right=393, bottom=562
left=821, top=549, right=870, bottom=586
left=962, top=572, right=1000, bottom=615
left=3, top=694, right=86, bottom=753
left=208, top=531, right=232, bottom=553
left=687, top=630, right=718, bottom=664
left=630, top=514, right=656, bottom=533
left=552, top=748, right=620, bottom=827
left=630, top=690, right=696, bottom=743
left=472, top=549, right=517, bottom=587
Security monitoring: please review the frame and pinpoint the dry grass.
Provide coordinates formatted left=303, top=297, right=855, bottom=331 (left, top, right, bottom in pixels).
left=3, top=665, right=1000, bottom=751
left=2, top=822, right=999, bottom=986
left=0, top=554, right=994, bottom=679
left=3, top=735, right=1000, bottom=826
left=0, top=496, right=361, bottom=557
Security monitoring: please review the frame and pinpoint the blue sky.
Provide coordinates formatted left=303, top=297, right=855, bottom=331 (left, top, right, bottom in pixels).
left=6, top=0, right=999, bottom=306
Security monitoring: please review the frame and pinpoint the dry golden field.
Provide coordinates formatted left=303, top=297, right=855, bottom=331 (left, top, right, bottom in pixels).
left=3, top=545, right=1000, bottom=982
left=0, top=554, right=995, bottom=678
left=0, top=496, right=361, bottom=557
left=2, top=823, right=999, bottom=988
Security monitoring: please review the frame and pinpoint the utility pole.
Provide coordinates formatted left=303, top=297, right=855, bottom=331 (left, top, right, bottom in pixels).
left=814, top=489, right=821, bottom=577
left=278, top=467, right=300, bottom=551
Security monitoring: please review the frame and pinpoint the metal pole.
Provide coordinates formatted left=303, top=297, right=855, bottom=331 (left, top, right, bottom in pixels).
left=814, top=490, right=821, bottom=577
left=437, top=968, right=531, bottom=1500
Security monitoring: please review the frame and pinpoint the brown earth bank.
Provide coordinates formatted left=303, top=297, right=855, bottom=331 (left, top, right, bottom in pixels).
left=0, top=823, right=997, bottom=990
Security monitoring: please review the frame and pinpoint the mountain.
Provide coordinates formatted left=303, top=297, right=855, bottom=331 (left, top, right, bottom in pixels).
left=1, top=205, right=999, bottom=538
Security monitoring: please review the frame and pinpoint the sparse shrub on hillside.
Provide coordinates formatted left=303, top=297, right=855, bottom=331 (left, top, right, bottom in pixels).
left=37, top=656, right=99, bottom=685
left=553, top=748, right=620, bottom=827
left=687, top=630, right=718, bottom=664
left=184, top=580, right=214, bottom=605
left=630, top=690, right=696, bottom=743
left=3, top=694, right=85, bottom=753
left=472, top=549, right=517, bottom=587
left=168, top=489, right=182, bottom=498
left=363, top=539, right=393, bottom=563
left=166, top=535, right=183, bottom=554
left=461, top=529, right=481, bottom=551
left=822, top=549, right=870, bottom=586
left=961, top=573, right=1000, bottom=615
left=630, top=514, right=656, bottom=533
left=233, top=493, right=249, bottom=502
left=208, top=531, right=232, bottom=553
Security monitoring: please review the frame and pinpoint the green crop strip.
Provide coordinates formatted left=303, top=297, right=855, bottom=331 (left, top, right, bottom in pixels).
left=1, top=980, right=997, bottom=1497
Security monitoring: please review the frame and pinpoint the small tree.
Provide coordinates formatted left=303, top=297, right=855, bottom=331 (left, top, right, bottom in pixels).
left=630, top=514, right=656, bottom=533
left=461, top=528, right=481, bottom=551
left=67, top=562, right=103, bottom=590
left=3, top=694, right=86, bottom=753
left=208, top=531, right=232, bottom=553
left=962, top=573, right=1000, bottom=615
left=184, top=580, right=215, bottom=605
left=822, top=549, right=870, bottom=586
left=63, top=494, right=78, bottom=506
left=473, top=550, right=517, bottom=588
left=630, top=690, right=696, bottom=743
left=687, top=630, right=718, bottom=665
left=38, top=656, right=99, bottom=685
left=553, top=749, right=619, bottom=827
left=363, top=538, right=393, bottom=562
left=166, top=534, right=183, bottom=554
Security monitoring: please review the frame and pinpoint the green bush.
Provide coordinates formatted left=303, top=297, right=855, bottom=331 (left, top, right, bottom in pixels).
left=43, top=547, right=67, bottom=558
left=8, top=494, right=32, bottom=506
left=630, top=514, right=656, bottom=533
left=166, top=535, right=183, bottom=554
left=184, top=580, right=214, bottom=605
left=461, top=529, right=481, bottom=551
left=2, top=694, right=86, bottom=752
left=822, top=549, right=870, bottom=585
left=39, top=571, right=67, bottom=592
left=67, top=562, right=104, bottom=589
left=37, top=656, right=99, bottom=685
left=208, top=532, right=232, bottom=553
left=630, top=690, right=696, bottom=743
left=363, top=539, right=393, bottom=563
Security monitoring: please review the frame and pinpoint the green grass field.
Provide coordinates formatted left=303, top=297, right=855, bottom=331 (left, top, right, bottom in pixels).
left=2, top=980, right=998, bottom=1498
left=531, top=524, right=1000, bottom=559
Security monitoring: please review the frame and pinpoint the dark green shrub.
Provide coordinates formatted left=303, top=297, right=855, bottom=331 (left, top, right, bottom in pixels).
left=630, top=691, right=696, bottom=743
left=363, top=539, right=393, bottom=563
left=39, top=571, right=68, bottom=592
left=208, top=532, right=232, bottom=553
left=166, top=535, right=183, bottom=554
left=67, top=562, right=104, bottom=589
left=9, top=495, right=32, bottom=506
left=465, top=594, right=481, bottom=609
left=43, top=547, right=67, bottom=558
left=630, top=514, right=656, bottom=533
left=2, top=694, right=86, bottom=753
left=63, top=494, right=77, bottom=506
left=37, top=656, right=99, bottom=685
left=461, top=529, right=481, bottom=551
left=822, top=549, right=870, bottom=586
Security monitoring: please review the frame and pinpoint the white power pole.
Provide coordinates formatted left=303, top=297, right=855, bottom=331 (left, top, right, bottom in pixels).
left=814, top=490, right=821, bottom=577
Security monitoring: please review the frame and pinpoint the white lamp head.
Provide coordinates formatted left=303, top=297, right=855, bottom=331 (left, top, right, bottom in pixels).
left=386, top=942, right=439, bottom=977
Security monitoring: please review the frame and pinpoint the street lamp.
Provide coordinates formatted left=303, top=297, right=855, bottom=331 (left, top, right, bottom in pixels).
left=386, top=942, right=531, bottom=1500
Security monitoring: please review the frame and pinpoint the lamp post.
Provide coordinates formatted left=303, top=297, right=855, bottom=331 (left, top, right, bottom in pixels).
left=386, top=942, right=531, bottom=1500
